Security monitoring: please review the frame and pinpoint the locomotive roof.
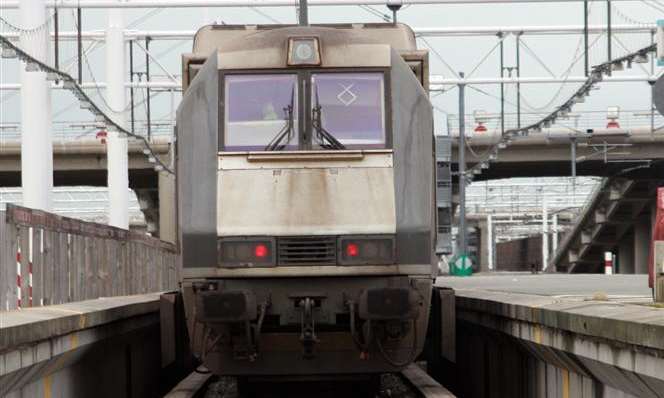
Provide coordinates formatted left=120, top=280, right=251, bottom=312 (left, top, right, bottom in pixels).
left=192, top=23, right=417, bottom=55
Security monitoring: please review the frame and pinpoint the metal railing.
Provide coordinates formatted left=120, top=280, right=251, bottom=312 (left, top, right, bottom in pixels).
left=0, top=205, right=179, bottom=312
left=446, top=110, right=664, bottom=136
left=0, top=119, right=174, bottom=140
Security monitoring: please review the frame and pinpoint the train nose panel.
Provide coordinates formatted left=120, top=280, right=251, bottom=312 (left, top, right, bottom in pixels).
left=359, top=287, right=421, bottom=320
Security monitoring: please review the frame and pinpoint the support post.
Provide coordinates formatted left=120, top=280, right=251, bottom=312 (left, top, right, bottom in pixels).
left=516, top=33, right=522, bottom=128
left=607, top=0, right=612, bottom=75
left=499, top=33, right=505, bottom=136
left=570, top=138, right=577, bottom=178
left=487, top=215, right=494, bottom=271
left=552, top=213, right=558, bottom=254
left=77, top=7, right=83, bottom=84
left=299, top=0, right=308, bottom=26
left=20, top=0, right=53, bottom=211
left=651, top=30, right=656, bottom=137
left=584, top=0, right=589, bottom=76
left=458, top=73, right=467, bottom=257
left=145, top=36, right=152, bottom=141
left=54, top=7, right=59, bottom=71
left=106, top=6, right=129, bottom=229
left=129, top=39, right=135, bottom=133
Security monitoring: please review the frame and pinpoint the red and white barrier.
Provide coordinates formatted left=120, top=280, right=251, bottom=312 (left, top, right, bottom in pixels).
left=16, top=245, right=21, bottom=308
left=604, top=251, right=613, bottom=275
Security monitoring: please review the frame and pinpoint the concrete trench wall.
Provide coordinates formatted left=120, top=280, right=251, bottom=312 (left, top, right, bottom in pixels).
left=436, top=320, right=660, bottom=398
left=3, top=321, right=162, bottom=398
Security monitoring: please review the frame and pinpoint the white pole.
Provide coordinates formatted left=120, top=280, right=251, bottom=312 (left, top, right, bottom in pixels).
left=552, top=213, right=558, bottom=254
left=487, top=214, right=494, bottom=271
left=20, top=0, right=53, bottom=211
left=542, top=202, right=548, bottom=271
left=106, top=5, right=129, bottom=229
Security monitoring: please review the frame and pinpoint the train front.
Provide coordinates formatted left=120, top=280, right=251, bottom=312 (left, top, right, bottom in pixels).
left=176, top=24, right=436, bottom=376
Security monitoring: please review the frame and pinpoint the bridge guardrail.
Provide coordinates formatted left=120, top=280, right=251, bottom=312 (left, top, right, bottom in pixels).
left=1, top=204, right=179, bottom=311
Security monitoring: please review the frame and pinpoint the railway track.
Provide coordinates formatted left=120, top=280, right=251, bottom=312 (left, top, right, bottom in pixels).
left=164, top=364, right=455, bottom=398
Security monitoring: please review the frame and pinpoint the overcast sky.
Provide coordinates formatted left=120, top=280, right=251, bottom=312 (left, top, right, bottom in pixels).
left=0, top=1, right=662, bottom=137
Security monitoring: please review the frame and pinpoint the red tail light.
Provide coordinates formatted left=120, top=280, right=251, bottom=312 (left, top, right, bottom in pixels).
left=254, top=244, right=269, bottom=258
left=339, top=236, right=395, bottom=265
left=346, top=243, right=359, bottom=257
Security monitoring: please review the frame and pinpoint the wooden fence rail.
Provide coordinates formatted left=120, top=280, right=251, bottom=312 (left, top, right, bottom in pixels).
left=1, top=204, right=179, bottom=312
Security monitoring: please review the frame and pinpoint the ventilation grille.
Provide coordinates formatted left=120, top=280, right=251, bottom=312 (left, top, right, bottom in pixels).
left=278, top=236, right=337, bottom=266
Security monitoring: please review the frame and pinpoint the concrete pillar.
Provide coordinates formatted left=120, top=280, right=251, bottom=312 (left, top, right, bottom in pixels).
left=487, top=215, right=494, bottom=271
left=159, top=172, right=177, bottom=244
left=106, top=7, right=129, bottom=229
left=478, top=220, right=490, bottom=273
left=618, top=232, right=635, bottom=274
left=20, top=0, right=53, bottom=211
left=552, top=214, right=559, bottom=254
left=634, top=214, right=651, bottom=274
left=542, top=203, right=549, bottom=271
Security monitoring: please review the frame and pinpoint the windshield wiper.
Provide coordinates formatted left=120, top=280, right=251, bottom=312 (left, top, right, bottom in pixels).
left=264, top=87, right=295, bottom=151
left=312, top=87, right=346, bottom=150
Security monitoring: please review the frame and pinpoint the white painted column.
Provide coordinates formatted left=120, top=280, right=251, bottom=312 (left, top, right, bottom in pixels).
left=542, top=203, right=548, bottom=271
left=552, top=213, right=559, bottom=254
left=106, top=6, right=129, bottom=229
left=20, top=0, right=53, bottom=211
left=487, top=215, right=494, bottom=271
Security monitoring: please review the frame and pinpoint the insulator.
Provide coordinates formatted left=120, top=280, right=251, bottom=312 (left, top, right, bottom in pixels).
left=148, top=156, right=156, bottom=163
left=25, top=62, right=40, bottom=72
left=1, top=48, right=17, bottom=59
left=634, top=53, right=649, bottom=64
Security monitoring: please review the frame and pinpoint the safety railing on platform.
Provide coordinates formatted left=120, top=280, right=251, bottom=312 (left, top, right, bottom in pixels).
left=1, top=204, right=179, bottom=312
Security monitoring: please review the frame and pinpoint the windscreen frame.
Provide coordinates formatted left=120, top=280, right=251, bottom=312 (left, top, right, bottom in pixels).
left=218, top=68, right=392, bottom=152
left=308, top=69, right=392, bottom=150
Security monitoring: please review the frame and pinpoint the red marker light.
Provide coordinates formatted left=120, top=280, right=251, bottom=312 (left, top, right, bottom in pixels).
left=346, top=243, right=359, bottom=257
left=254, top=244, right=269, bottom=258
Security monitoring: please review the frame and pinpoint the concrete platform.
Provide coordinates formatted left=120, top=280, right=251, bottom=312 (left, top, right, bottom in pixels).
left=1, top=294, right=164, bottom=397
left=435, top=274, right=664, bottom=398
left=436, top=273, right=652, bottom=298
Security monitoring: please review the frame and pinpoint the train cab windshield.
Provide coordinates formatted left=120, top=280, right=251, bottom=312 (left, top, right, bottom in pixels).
left=223, top=71, right=387, bottom=151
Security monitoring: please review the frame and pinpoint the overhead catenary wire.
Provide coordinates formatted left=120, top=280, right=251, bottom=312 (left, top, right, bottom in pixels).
left=418, top=36, right=461, bottom=79
left=463, top=41, right=658, bottom=179
left=0, top=34, right=173, bottom=173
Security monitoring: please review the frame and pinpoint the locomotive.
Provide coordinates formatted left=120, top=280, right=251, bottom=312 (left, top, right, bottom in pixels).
left=175, top=22, right=438, bottom=379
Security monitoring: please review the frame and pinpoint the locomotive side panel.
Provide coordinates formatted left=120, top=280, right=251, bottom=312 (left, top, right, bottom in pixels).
left=390, top=50, right=436, bottom=271
left=176, top=54, right=219, bottom=269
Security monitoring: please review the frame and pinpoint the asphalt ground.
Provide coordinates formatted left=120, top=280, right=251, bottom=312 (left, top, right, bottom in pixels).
left=436, top=273, right=652, bottom=300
